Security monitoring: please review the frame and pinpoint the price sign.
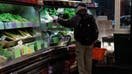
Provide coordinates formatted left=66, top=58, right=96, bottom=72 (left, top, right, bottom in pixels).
left=14, top=48, right=21, bottom=58
left=0, top=22, right=4, bottom=29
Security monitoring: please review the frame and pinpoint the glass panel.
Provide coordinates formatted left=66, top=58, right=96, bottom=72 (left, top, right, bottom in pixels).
left=120, top=0, right=131, bottom=29
left=0, top=3, right=42, bottom=64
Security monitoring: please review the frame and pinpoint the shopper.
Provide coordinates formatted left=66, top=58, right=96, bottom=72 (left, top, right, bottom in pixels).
left=56, top=2, right=99, bottom=74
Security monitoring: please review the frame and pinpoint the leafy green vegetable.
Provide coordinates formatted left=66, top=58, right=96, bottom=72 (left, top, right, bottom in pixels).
left=64, top=8, right=76, bottom=19
left=0, top=44, right=13, bottom=60
left=0, top=13, right=28, bottom=22
left=41, top=8, right=76, bottom=19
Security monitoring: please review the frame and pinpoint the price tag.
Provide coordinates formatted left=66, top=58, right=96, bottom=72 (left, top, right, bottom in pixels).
left=23, top=22, right=28, bottom=27
left=27, top=47, right=31, bottom=54
left=11, top=22, right=17, bottom=29
left=23, top=46, right=28, bottom=55
left=44, top=41, right=48, bottom=48
left=21, top=22, right=24, bottom=27
left=16, top=22, right=21, bottom=28
left=53, top=37, right=59, bottom=44
left=14, top=48, right=21, bottom=58
left=5, top=22, right=12, bottom=29
left=0, top=22, right=4, bottom=29
left=28, top=22, right=33, bottom=27
left=29, top=44, right=35, bottom=53
left=36, top=41, right=41, bottom=50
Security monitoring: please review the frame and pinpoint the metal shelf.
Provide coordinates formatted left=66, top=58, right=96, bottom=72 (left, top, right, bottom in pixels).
left=0, top=47, right=69, bottom=74
left=0, top=22, right=39, bottom=30
left=44, top=0, right=98, bottom=8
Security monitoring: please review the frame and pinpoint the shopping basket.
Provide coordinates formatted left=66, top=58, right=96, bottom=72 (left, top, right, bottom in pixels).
left=92, top=47, right=107, bottom=61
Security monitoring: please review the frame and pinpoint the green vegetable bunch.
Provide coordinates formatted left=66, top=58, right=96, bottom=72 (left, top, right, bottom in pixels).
left=0, top=13, right=28, bottom=22
left=41, top=8, right=58, bottom=17
left=48, top=8, right=58, bottom=17
left=64, top=8, right=76, bottom=19
left=0, top=44, right=13, bottom=60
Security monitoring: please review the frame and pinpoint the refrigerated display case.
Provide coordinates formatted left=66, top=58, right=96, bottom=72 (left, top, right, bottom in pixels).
left=0, top=0, right=49, bottom=73
left=40, top=2, right=78, bottom=73
left=0, top=2, right=42, bottom=62
left=0, top=0, right=98, bottom=74
left=40, top=1, right=98, bottom=73
left=0, top=1, right=73, bottom=74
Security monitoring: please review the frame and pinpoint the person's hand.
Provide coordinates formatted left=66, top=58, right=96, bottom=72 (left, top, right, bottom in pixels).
left=53, top=16, right=58, bottom=21
left=57, top=14, right=69, bottom=21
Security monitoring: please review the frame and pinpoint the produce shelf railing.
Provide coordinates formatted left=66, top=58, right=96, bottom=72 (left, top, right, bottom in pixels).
left=0, top=22, right=39, bottom=30
left=0, top=47, right=69, bottom=74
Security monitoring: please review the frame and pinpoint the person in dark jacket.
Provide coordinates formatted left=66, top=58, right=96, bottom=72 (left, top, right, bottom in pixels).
left=57, top=2, right=98, bottom=74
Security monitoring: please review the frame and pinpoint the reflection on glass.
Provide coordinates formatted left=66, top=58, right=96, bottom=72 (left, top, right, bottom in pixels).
left=120, top=0, right=131, bottom=29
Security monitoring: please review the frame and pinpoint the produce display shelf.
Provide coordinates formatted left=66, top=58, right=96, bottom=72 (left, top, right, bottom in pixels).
left=0, top=48, right=52, bottom=73
left=0, top=0, right=43, bottom=6
left=0, top=35, right=41, bottom=49
left=44, top=0, right=98, bottom=8
left=0, top=46, right=68, bottom=74
left=0, top=22, right=39, bottom=30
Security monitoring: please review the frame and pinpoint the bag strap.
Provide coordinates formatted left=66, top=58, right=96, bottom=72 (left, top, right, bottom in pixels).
left=79, top=14, right=90, bottom=26
left=78, top=14, right=84, bottom=25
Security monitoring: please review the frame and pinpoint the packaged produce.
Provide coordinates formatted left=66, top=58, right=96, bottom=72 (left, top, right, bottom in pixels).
left=0, top=56, right=7, bottom=64
left=36, top=40, right=42, bottom=50
left=13, top=47, right=21, bottom=58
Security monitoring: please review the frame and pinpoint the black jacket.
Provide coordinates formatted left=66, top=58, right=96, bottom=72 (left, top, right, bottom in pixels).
left=58, top=9, right=98, bottom=45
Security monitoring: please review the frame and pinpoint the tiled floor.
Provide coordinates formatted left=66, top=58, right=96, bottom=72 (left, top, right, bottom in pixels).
left=72, top=64, right=132, bottom=74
